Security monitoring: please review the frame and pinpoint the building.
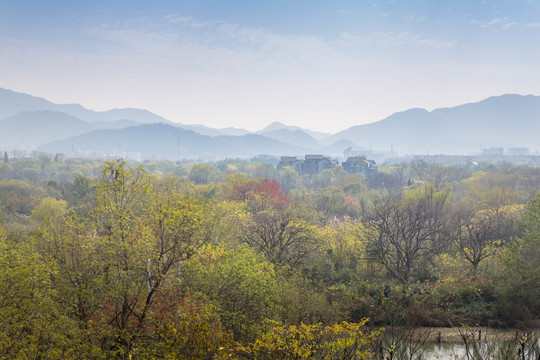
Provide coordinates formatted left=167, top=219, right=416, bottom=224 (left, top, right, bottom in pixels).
left=508, top=147, right=530, bottom=156
left=278, top=156, right=304, bottom=173
left=278, top=155, right=337, bottom=175
left=342, top=156, right=377, bottom=174
left=303, top=155, right=336, bottom=174
left=482, top=147, right=504, bottom=156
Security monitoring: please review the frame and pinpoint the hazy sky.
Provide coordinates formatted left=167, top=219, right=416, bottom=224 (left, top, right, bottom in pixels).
left=1, top=0, right=540, bottom=132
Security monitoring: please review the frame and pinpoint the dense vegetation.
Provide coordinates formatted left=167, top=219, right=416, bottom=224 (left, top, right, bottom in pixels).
left=0, top=155, right=539, bottom=359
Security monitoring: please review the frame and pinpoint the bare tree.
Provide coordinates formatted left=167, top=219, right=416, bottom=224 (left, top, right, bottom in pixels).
left=365, top=170, right=404, bottom=194
left=454, top=201, right=523, bottom=274
left=363, top=186, right=453, bottom=283
left=238, top=199, right=318, bottom=267
left=410, top=160, right=472, bottom=190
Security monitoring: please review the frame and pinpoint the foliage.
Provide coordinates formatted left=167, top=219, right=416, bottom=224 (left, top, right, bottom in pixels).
left=0, top=179, right=44, bottom=215
left=242, top=318, right=380, bottom=360
left=182, top=244, right=279, bottom=342
left=229, top=178, right=288, bottom=207
left=0, top=157, right=539, bottom=358
left=189, top=163, right=219, bottom=184
left=140, top=294, right=237, bottom=360
left=0, top=227, right=99, bottom=359
left=31, top=197, right=67, bottom=223
left=35, top=160, right=218, bottom=356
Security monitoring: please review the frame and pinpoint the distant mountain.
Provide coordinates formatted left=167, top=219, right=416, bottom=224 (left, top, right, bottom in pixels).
left=0, top=110, right=95, bottom=149
left=214, top=134, right=308, bottom=158
left=0, top=88, right=56, bottom=119
left=258, top=121, right=302, bottom=133
left=0, top=87, right=169, bottom=124
left=258, top=121, right=331, bottom=141
left=304, top=129, right=332, bottom=141
left=4, top=87, right=540, bottom=158
left=170, top=124, right=252, bottom=137
left=323, top=139, right=363, bottom=156
left=37, top=124, right=310, bottom=160
left=93, top=119, right=141, bottom=130
left=260, top=129, right=320, bottom=150
left=329, top=94, right=540, bottom=154
left=431, top=94, right=540, bottom=147
left=177, top=124, right=225, bottom=137
left=217, top=127, right=252, bottom=136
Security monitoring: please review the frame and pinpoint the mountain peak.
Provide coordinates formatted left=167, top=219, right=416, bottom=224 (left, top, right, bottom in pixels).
left=0, top=87, right=169, bottom=124
left=258, top=121, right=302, bottom=133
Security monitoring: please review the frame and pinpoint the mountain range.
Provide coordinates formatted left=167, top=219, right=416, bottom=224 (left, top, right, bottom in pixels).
left=1, top=87, right=539, bottom=160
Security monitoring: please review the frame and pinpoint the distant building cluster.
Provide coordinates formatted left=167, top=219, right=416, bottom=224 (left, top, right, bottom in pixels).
left=482, top=147, right=530, bottom=156
left=278, top=154, right=377, bottom=175
left=408, top=146, right=540, bottom=167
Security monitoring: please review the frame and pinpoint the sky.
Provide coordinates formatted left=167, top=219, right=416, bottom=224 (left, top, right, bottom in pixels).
left=1, top=0, right=540, bottom=133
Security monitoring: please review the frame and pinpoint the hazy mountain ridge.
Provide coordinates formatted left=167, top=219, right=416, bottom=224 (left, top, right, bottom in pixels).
left=2, top=88, right=539, bottom=158
left=175, top=124, right=252, bottom=137
left=259, top=121, right=332, bottom=141
left=37, top=124, right=311, bottom=160
left=259, top=129, right=321, bottom=150
left=0, top=110, right=96, bottom=148
left=329, top=94, right=540, bottom=154
left=0, top=88, right=169, bottom=124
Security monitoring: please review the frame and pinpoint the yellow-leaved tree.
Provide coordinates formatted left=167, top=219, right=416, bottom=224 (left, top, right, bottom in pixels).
left=37, top=160, right=218, bottom=357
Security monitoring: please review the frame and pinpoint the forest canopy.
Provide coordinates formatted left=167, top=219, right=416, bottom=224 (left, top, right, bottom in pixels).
left=0, top=156, right=539, bottom=359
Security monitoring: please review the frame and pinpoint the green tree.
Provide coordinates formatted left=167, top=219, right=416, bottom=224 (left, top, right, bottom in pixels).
left=279, top=166, right=298, bottom=193
left=0, top=179, right=43, bottom=215
left=493, top=194, right=540, bottom=322
left=189, top=163, right=217, bottom=184
left=183, top=244, right=279, bottom=341
left=65, top=174, right=94, bottom=207
left=31, top=197, right=67, bottom=224
left=0, top=227, right=94, bottom=359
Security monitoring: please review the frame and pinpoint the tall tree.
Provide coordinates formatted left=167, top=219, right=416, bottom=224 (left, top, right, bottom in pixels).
left=235, top=181, right=317, bottom=267
left=364, top=185, right=453, bottom=283
left=39, top=160, right=217, bottom=356
left=453, top=202, right=523, bottom=274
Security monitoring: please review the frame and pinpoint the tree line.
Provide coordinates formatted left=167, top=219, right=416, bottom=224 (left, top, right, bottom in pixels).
left=0, top=157, right=539, bottom=359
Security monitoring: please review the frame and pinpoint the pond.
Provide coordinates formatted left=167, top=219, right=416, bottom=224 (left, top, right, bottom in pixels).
left=374, top=327, right=540, bottom=360
left=417, top=341, right=539, bottom=360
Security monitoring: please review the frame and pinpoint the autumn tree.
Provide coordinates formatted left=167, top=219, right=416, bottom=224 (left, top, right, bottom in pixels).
left=39, top=160, right=217, bottom=356
left=244, top=318, right=380, bottom=360
left=231, top=178, right=318, bottom=266
left=228, top=177, right=288, bottom=206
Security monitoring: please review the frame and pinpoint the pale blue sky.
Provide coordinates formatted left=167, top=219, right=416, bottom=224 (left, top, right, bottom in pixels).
left=1, top=0, right=539, bottom=132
